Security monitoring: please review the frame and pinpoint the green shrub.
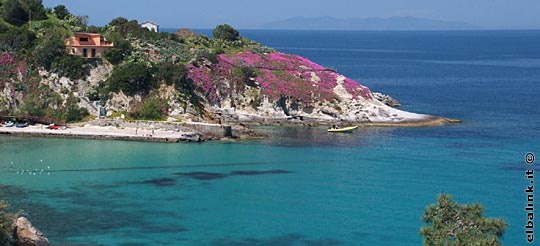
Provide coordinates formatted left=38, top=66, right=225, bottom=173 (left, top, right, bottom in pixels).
left=231, top=65, right=257, bottom=93
left=64, top=94, right=89, bottom=122
left=31, top=29, right=66, bottom=70
left=108, top=17, right=128, bottom=27
left=0, top=25, right=36, bottom=52
left=212, top=24, right=240, bottom=41
left=129, top=95, right=169, bottom=120
left=3, top=0, right=28, bottom=26
left=21, top=82, right=63, bottom=118
left=106, top=62, right=156, bottom=96
left=421, top=194, right=507, bottom=246
left=195, top=49, right=219, bottom=64
left=51, top=55, right=89, bottom=80
left=155, top=61, right=186, bottom=86
left=0, top=200, right=16, bottom=244
left=86, top=87, right=100, bottom=101
left=53, top=5, right=70, bottom=20
left=104, top=34, right=132, bottom=65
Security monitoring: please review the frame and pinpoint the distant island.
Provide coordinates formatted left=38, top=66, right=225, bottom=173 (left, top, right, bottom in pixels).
left=261, top=16, right=478, bottom=30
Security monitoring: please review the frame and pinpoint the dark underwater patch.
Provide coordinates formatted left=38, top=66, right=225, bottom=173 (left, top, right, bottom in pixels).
left=55, top=244, right=105, bottom=246
left=143, top=224, right=189, bottom=234
left=175, top=170, right=294, bottom=180
left=211, top=233, right=343, bottom=246
left=0, top=184, right=29, bottom=200
left=230, top=170, right=293, bottom=176
left=140, top=177, right=176, bottom=187
left=174, top=172, right=228, bottom=180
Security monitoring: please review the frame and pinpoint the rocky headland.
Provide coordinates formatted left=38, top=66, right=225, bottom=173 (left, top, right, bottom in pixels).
left=0, top=13, right=459, bottom=142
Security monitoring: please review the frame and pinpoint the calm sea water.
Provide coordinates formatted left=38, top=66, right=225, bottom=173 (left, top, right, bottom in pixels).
left=2, top=30, right=540, bottom=245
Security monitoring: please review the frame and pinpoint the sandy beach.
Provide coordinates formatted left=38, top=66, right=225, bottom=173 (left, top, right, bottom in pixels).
left=0, top=123, right=203, bottom=143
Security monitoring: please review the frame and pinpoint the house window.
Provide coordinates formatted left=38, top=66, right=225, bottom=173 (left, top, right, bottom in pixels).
left=80, top=37, right=89, bottom=42
left=91, top=49, right=96, bottom=58
left=83, top=49, right=88, bottom=57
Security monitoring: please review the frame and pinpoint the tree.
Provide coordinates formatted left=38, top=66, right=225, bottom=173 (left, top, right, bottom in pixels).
left=155, top=61, right=186, bottom=86
left=129, top=95, right=169, bottom=120
left=106, top=62, right=156, bottom=96
left=21, top=0, right=47, bottom=21
left=51, top=55, right=89, bottom=80
left=32, top=29, right=66, bottom=70
left=104, top=33, right=132, bottom=65
left=64, top=94, right=89, bottom=122
left=113, top=19, right=158, bottom=40
left=3, top=0, right=29, bottom=26
left=0, top=26, right=36, bottom=52
left=53, top=4, right=70, bottom=20
left=212, top=24, right=240, bottom=41
left=420, top=194, right=507, bottom=246
left=108, top=17, right=129, bottom=27
left=86, top=25, right=101, bottom=33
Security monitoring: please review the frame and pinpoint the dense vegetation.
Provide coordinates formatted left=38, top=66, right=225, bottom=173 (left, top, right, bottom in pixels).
left=421, top=194, right=507, bottom=246
left=0, top=0, right=91, bottom=122
left=0, top=1, right=374, bottom=123
left=0, top=200, right=16, bottom=244
left=0, top=0, right=274, bottom=121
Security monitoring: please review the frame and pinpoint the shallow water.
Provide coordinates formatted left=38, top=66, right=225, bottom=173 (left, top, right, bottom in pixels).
left=2, top=30, right=540, bottom=245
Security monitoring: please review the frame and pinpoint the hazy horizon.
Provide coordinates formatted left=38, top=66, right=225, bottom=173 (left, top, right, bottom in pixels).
left=43, top=0, right=540, bottom=30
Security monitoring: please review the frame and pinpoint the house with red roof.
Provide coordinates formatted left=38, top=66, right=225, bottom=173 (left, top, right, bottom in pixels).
left=65, top=32, right=114, bottom=58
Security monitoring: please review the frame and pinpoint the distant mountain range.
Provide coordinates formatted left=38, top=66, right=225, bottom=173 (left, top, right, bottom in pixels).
left=261, top=16, right=478, bottom=30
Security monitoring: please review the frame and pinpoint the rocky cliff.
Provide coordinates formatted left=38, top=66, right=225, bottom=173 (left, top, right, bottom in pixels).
left=183, top=50, right=451, bottom=126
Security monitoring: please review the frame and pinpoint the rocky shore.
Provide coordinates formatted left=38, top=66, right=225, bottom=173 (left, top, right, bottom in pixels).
left=0, top=114, right=460, bottom=143
left=5, top=217, right=49, bottom=246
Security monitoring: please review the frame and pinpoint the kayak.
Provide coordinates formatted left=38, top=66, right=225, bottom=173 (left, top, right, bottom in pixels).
left=327, top=126, right=358, bottom=133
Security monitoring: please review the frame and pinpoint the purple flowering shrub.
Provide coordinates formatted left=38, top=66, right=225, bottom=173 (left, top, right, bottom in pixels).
left=0, top=53, right=27, bottom=90
left=187, top=50, right=372, bottom=105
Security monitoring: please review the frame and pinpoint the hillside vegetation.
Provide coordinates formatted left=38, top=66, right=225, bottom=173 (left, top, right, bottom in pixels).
left=1, top=1, right=443, bottom=126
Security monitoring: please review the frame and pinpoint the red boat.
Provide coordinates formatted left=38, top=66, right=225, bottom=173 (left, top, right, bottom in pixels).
left=47, top=124, right=60, bottom=130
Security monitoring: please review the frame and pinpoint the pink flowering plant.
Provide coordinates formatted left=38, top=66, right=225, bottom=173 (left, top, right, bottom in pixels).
left=0, top=53, right=27, bottom=90
left=187, top=50, right=372, bottom=105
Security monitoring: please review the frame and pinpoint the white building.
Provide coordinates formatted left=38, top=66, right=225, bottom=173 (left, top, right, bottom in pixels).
left=141, top=21, right=159, bottom=32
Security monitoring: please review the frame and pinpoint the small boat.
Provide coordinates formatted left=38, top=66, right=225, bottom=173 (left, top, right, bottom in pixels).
left=327, top=125, right=358, bottom=133
left=4, top=121, right=14, bottom=127
left=47, top=124, right=60, bottom=130
left=15, top=122, right=28, bottom=128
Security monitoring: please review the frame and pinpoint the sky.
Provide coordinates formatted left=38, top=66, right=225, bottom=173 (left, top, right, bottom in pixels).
left=42, top=0, right=540, bottom=29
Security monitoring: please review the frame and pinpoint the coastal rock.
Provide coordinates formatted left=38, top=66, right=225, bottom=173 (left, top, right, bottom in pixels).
left=10, top=217, right=50, bottom=246
left=372, top=92, right=401, bottom=107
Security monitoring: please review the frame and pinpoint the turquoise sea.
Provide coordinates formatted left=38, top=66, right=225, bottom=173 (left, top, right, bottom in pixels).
left=2, top=30, right=540, bottom=245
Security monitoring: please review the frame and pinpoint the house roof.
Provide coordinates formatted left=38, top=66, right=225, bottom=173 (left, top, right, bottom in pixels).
left=141, top=21, right=159, bottom=26
left=73, top=32, right=101, bottom=36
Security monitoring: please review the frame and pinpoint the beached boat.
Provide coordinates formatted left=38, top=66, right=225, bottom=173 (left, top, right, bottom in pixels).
left=4, top=121, right=14, bottom=127
left=47, top=124, right=60, bottom=130
left=327, top=125, right=358, bottom=133
left=15, top=122, right=28, bottom=128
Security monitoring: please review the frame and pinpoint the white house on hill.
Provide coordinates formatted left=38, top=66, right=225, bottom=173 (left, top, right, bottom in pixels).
left=141, top=21, right=159, bottom=32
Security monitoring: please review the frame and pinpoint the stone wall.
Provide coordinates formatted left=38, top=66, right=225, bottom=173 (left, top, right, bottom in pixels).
left=90, top=119, right=232, bottom=139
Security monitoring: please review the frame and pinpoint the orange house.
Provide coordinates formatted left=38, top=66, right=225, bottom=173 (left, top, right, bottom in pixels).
left=65, top=32, right=114, bottom=58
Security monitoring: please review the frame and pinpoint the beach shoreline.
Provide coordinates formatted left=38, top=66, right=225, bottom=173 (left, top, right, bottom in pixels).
left=0, top=116, right=460, bottom=143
